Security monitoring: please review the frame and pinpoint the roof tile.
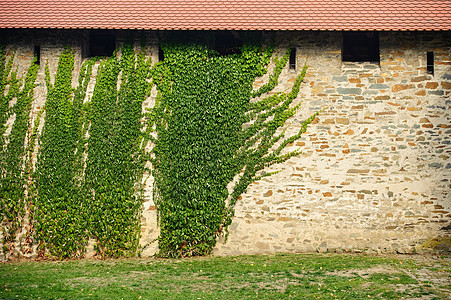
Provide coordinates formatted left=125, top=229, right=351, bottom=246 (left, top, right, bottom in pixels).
left=0, top=0, right=450, bottom=30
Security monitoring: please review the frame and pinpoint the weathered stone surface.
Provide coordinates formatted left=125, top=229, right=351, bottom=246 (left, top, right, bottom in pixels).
left=415, top=90, right=426, bottom=96
left=337, top=88, right=362, bottom=95
left=411, top=76, right=429, bottom=82
left=347, top=169, right=370, bottom=174
left=375, top=95, right=391, bottom=100
left=428, top=90, right=444, bottom=95
left=213, top=31, right=450, bottom=256
left=263, top=190, right=273, bottom=197
left=336, top=117, right=350, bottom=125
left=333, top=76, right=348, bottom=82
left=442, top=81, right=451, bottom=89
left=369, top=84, right=389, bottom=89
left=425, top=82, right=439, bottom=89
left=392, top=84, right=411, bottom=92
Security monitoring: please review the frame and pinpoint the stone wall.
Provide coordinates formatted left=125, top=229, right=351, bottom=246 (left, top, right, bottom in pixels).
left=213, top=31, right=451, bottom=255
left=0, top=29, right=449, bottom=259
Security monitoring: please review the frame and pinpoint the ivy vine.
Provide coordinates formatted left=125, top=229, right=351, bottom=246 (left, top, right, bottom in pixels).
left=0, top=47, right=17, bottom=148
left=34, top=48, right=89, bottom=258
left=85, top=44, right=151, bottom=257
left=149, top=40, right=318, bottom=257
left=0, top=46, right=38, bottom=257
left=1, top=39, right=317, bottom=260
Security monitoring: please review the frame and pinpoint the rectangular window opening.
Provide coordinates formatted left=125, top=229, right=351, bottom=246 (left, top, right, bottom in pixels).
left=214, top=32, right=242, bottom=56
left=88, top=31, right=116, bottom=57
left=427, top=51, right=434, bottom=75
left=34, top=45, right=40, bottom=65
left=158, top=47, right=164, bottom=62
left=289, top=48, right=296, bottom=70
left=342, top=31, right=380, bottom=63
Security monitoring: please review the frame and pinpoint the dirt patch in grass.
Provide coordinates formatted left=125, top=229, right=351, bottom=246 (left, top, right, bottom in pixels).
left=396, top=254, right=451, bottom=298
left=325, top=265, right=401, bottom=278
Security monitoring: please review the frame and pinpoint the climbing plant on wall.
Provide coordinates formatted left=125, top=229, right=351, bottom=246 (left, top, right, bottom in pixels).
left=33, top=44, right=151, bottom=259
left=149, top=38, right=318, bottom=258
left=34, top=49, right=93, bottom=259
left=0, top=47, right=17, bottom=149
left=0, top=46, right=38, bottom=257
left=84, top=43, right=151, bottom=258
left=1, top=38, right=317, bottom=260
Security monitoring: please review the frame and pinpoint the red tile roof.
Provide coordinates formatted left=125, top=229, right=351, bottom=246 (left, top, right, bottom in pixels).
left=0, top=0, right=450, bottom=31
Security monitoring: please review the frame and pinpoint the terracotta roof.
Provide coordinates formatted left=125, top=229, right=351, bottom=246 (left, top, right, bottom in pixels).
left=0, top=0, right=450, bottom=31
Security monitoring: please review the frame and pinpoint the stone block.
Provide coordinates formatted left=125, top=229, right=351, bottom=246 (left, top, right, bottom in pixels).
left=263, top=190, right=273, bottom=197
left=428, top=90, right=444, bottom=96
left=425, top=82, right=439, bottom=89
left=337, top=88, right=362, bottom=95
left=411, top=76, right=429, bottom=82
left=375, top=95, right=390, bottom=100
left=363, top=90, right=379, bottom=95
left=364, top=64, right=379, bottom=69
left=415, top=90, right=426, bottom=96
left=391, top=84, right=411, bottom=92
left=441, top=81, right=451, bottom=89
left=255, top=242, right=269, bottom=250
left=332, top=76, right=349, bottom=82
left=336, top=117, right=350, bottom=125
left=369, top=84, right=389, bottom=89
left=347, top=169, right=370, bottom=174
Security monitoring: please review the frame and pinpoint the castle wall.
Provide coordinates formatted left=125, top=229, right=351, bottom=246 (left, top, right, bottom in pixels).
left=0, top=29, right=449, bottom=259
left=213, top=31, right=451, bottom=255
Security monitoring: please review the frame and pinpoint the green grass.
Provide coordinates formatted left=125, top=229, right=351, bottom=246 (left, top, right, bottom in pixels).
left=0, top=253, right=449, bottom=299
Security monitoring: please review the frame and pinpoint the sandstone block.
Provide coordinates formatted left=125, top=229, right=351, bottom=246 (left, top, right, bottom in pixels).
left=375, top=95, right=390, bottom=100
left=347, top=169, right=370, bottom=174
left=336, top=117, right=350, bottom=125
left=425, top=82, right=439, bottom=89
left=411, top=76, right=429, bottom=82
left=375, top=111, right=396, bottom=116
left=392, top=84, right=411, bottom=92
left=263, top=190, right=273, bottom=197
left=322, top=118, right=335, bottom=124
left=441, top=81, right=451, bottom=89
left=255, top=242, right=269, bottom=250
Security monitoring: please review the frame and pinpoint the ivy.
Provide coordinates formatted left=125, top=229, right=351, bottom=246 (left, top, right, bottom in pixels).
left=0, top=47, right=38, bottom=257
left=150, top=41, right=318, bottom=258
left=85, top=44, right=151, bottom=257
left=34, top=49, right=90, bottom=259
left=0, top=48, right=17, bottom=149
left=1, top=40, right=318, bottom=260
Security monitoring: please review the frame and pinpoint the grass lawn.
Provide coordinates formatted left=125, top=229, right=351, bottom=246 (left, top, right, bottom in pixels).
left=0, top=253, right=449, bottom=299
